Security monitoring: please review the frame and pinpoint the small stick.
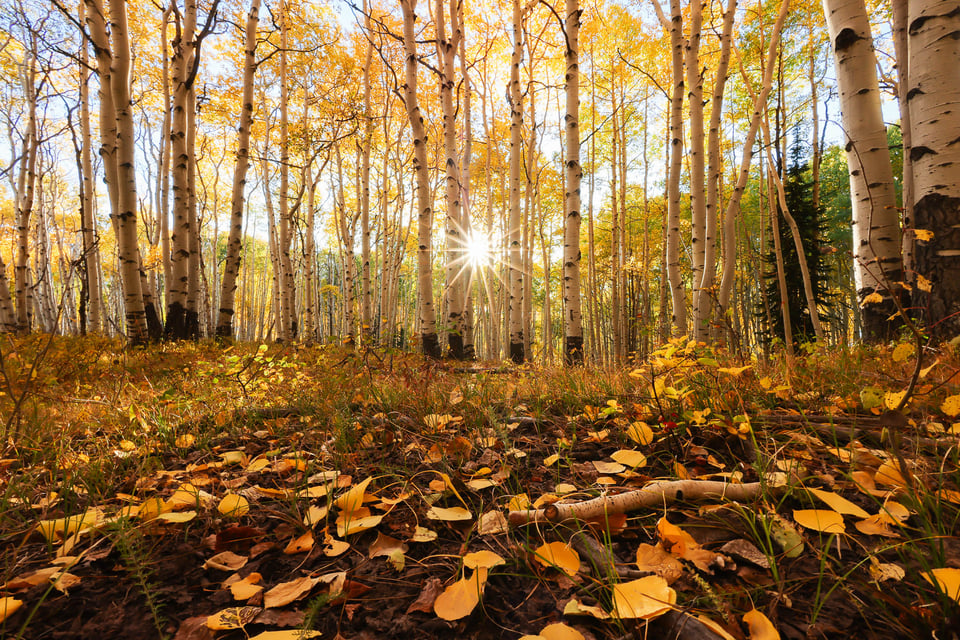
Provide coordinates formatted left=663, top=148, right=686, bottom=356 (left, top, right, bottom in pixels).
left=508, top=480, right=764, bottom=526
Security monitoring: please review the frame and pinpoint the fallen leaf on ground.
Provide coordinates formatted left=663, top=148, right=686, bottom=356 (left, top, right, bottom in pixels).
left=743, top=608, right=780, bottom=639
left=407, top=577, right=443, bottom=614
left=807, top=487, right=869, bottom=518
left=203, top=551, right=248, bottom=572
left=426, top=506, right=472, bottom=521
left=792, top=509, right=845, bottom=534
left=922, top=568, right=960, bottom=603
left=0, top=597, right=23, bottom=623
left=534, top=541, right=580, bottom=576
left=434, top=569, right=487, bottom=620
left=206, top=606, right=261, bottom=630
left=264, top=576, right=320, bottom=609
left=218, top=494, right=250, bottom=518
left=611, top=575, right=675, bottom=619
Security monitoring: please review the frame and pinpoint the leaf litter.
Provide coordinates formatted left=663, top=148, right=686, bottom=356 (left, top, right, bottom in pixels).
left=0, top=338, right=958, bottom=639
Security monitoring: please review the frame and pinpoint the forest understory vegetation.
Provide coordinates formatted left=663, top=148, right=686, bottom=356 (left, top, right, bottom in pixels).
left=0, top=335, right=958, bottom=639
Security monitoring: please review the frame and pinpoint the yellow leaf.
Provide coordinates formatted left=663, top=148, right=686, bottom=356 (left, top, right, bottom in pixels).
left=861, top=292, right=884, bottom=306
left=156, top=510, right=197, bottom=524
left=508, top=494, right=532, bottom=511
left=463, top=550, right=506, bottom=570
left=322, top=533, right=351, bottom=557
left=884, top=390, right=907, bottom=410
left=913, top=228, right=934, bottom=242
left=336, top=511, right=383, bottom=537
left=717, top=365, right=752, bottom=376
left=854, top=515, right=900, bottom=538
left=426, top=506, right=472, bottom=521
left=175, top=433, right=196, bottom=448
left=434, top=569, right=486, bottom=620
left=218, top=494, right=250, bottom=518
left=168, top=483, right=202, bottom=509
left=917, top=273, right=933, bottom=292
left=792, top=509, right=845, bottom=534
left=410, top=526, right=438, bottom=542
left=333, top=476, right=373, bottom=515
left=610, top=450, right=647, bottom=469
left=220, top=451, right=247, bottom=466
left=743, top=608, right=780, bottom=639
left=875, top=461, right=910, bottom=488
left=892, top=343, right=915, bottom=363
left=543, top=453, right=560, bottom=466
left=942, top=395, right=960, bottom=418
left=263, top=576, right=319, bottom=609
left=303, top=505, right=329, bottom=528
left=922, top=568, right=960, bottom=603
left=206, top=606, right=261, bottom=630
left=626, top=422, right=654, bottom=445
left=807, top=488, right=870, bottom=518
left=229, top=573, right=264, bottom=600
left=283, top=530, right=314, bottom=554
left=0, top=597, right=22, bottom=622
left=138, top=497, right=170, bottom=521
left=657, top=517, right=699, bottom=556
left=611, top=575, right=676, bottom=619
left=249, top=631, right=322, bottom=640
left=539, top=622, right=585, bottom=640
left=533, top=542, right=580, bottom=576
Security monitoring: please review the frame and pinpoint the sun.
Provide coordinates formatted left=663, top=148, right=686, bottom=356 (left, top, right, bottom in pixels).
left=464, top=233, right=492, bottom=268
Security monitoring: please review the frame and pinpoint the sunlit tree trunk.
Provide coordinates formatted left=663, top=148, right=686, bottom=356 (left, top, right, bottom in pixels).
left=277, top=0, right=296, bottom=342
left=507, top=0, right=525, bottom=363
left=890, top=0, right=913, bottom=280
left=610, top=78, right=622, bottom=360
left=359, top=0, right=374, bottom=347
left=216, top=0, right=259, bottom=338
left=562, top=0, right=583, bottom=364
left=166, top=0, right=197, bottom=339
left=687, top=0, right=708, bottom=341
left=78, top=0, right=103, bottom=334
left=822, top=0, right=901, bottom=340
left=437, top=0, right=465, bottom=358
left=459, top=10, right=476, bottom=359
left=698, top=0, right=736, bottom=341
left=106, top=0, right=148, bottom=342
left=906, top=0, right=960, bottom=339
left=400, top=0, right=441, bottom=357
left=666, top=0, right=687, bottom=334
left=14, top=43, right=39, bottom=333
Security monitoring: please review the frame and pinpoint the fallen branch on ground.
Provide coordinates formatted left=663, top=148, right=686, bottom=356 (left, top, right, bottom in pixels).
left=508, top=480, right=764, bottom=526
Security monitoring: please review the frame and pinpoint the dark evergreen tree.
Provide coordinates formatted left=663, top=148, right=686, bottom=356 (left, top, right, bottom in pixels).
left=759, top=141, right=833, bottom=345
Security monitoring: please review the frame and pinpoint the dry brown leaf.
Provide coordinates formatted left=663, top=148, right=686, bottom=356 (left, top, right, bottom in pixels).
left=635, top=543, right=683, bottom=584
left=477, top=510, right=509, bottom=535
left=203, top=551, right=248, bottom=572
left=407, top=577, right=444, bottom=614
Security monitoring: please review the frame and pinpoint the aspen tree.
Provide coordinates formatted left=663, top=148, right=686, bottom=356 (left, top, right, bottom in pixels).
left=359, top=0, right=374, bottom=346
left=437, top=0, right=465, bottom=358
left=687, top=0, right=707, bottom=341
left=459, top=5, right=476, bottom=359
left=562, top=0, right=583, bottom=364
left=666, top=0, right=687, bottom=334
left=906, top=0, right=960, bottom=339
left=822, top=0, right=901, bottom=340
left=399, top=0, right=441, bottom=357
left=78, top=0, right=102, bottom=334
left=216, top=0, right=260, bottom=339
left=890, top=0, right=913, bottom=278
left=507, top=0, right=526, bottom=363
left=276, top=0, right=296, bottom=342
left=14, top=39, right=38, bottom=332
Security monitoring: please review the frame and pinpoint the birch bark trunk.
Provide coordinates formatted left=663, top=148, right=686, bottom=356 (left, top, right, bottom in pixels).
left=562, top=0, right=583, bottom=364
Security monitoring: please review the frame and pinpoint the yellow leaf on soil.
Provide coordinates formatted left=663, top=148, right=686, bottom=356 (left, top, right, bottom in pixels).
left=230, top=573, right=264, bottom=600
left=534, top=542, right=580, bottom=576
left=336, top=511, right=383, bottom=537
left=303, top=505, right=329, bottom=527
left=138, top=497, right=171, bottom=521
left=539, top=622, right=585, bottom=640
left=283, top=530, right=314, bottom=554
left=922, top=568, right=960, bottom=603
left=248, top=631, right=322, bottom=640
left=410, top=526, right=438, bottom=542
left=878, top=500, right=910, bottom=524
left=263, top=576, right=319, bottom=609
left=157, top=510, right=197, bottom=524
left=610, top=450, right=647, bottom=469
left=807, top=488, right=869, bottom=518
left=463, top=550, right=506, bottom=570
left=892, top=343, right=915, bottom=363
left=175, top=433, right=196, bottom=448
left=218, top=494, right=250, bottom=518
left=792, top=509, right=845, bottom=533
left=884, top=390, right=907, bottom=410
left=611, top=575, right=676, bottom=619
left=509, top=494, right=532, bottom=511
left=743, top=608, right=780, bottom=639
left=563, top=597, right=611, bottom=619
left=626, top=422, right=654, bottom=445
left=854, top=515, right=900, bottom=538
left=434, top=569, right=487, bottom=620
left=0, top=597, right=22, bottom=622
left=657, top=517, right=699, bottom=556
left=942, top=395, right=960, bottom=418
left=206, top=606, right=261, bottom=630
left=333, top=476, right=373, bottom=515
left=322, top=533, right=351, bottom=557
left=543, top=453, right=560, bottom=466
left=426, top=506, right=472, bottom=521
left=875, top=461, right=910, bottom=488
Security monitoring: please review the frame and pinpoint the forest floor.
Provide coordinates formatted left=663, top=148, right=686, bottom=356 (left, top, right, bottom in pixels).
left=0, top=335, right=959, bottom=640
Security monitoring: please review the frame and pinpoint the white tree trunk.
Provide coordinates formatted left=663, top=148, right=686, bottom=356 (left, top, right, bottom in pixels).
left=562, top=0, right=583, bottom=364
